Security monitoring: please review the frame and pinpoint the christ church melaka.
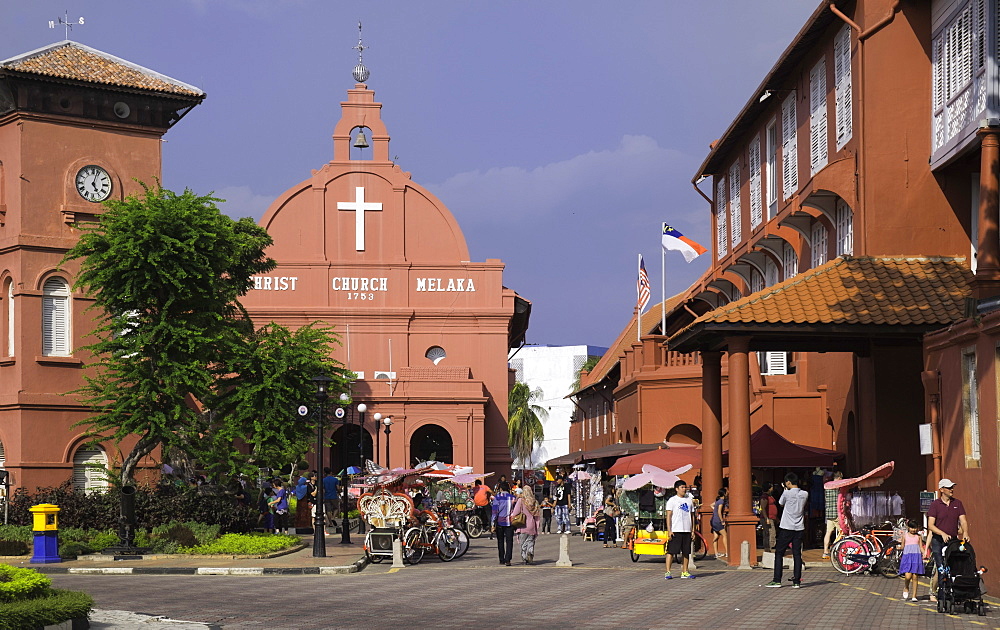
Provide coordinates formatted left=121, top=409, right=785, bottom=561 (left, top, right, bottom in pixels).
left=241, top=61, right=530, bottom=476
left=0, top=39, right=529, bottom=492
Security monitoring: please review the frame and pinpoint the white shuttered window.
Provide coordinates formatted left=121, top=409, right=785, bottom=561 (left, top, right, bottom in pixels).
left=766, top=120, right=778, bottom=218
left=811, top=222, right=829, bottom=268
left=782, top=242, right=798, bottom=280
left=73, top=447, right=108, bottom=493
left=716, top=177, right=728, bottom=258
left=834, top=24, right=853, bottom=150
left=836, top=199, right=854, bottom=255
left=42, top=277, right=70, bottom=356
left=749, top=136, right=762, bottom=230
left=6, top=280, right=13, bottom=358
left=810, top=58, right=829, bottom=174
left=931, top=0, right=988, bottom=155
left=764, top=258, right=779, bottom=287
left=729, top=161, right=742, bottom=248
left=781, top=93, right=799, bottom=199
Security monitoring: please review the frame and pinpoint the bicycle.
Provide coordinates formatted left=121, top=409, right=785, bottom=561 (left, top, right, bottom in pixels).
left=830, top=520, right=903, bottom=575
left=402, top=510, right=463, bottom=563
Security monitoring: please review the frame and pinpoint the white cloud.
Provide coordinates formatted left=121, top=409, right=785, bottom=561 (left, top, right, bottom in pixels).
left=213, top=186, right=274, bottom=221
left=427, top=135, right=697, bottom=231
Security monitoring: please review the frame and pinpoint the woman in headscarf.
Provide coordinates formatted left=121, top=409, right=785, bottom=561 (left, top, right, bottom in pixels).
left=510, top=486, right=543, bottom=565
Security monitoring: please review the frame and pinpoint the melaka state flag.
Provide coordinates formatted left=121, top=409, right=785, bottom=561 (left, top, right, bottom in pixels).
left=662, top=223, right=707, bottom=263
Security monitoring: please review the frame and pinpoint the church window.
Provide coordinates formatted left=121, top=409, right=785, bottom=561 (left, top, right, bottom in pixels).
left=425, top=346, right=446, bottom=365
left=42, top=277, right=71, bottom=356
left=809, top=57, right=828, bottom=174
left=4, top=278, right=12, bottom=357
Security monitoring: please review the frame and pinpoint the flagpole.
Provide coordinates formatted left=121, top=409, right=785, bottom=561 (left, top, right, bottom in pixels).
left=661, top=228, right=667, bottom=335
left=637, top=253, right=642, bottom=343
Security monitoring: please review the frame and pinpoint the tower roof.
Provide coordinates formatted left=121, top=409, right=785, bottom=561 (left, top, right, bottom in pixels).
left=1, top=41, right=204, bottom=98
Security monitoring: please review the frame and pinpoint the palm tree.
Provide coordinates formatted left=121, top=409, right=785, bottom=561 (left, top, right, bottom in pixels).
left=508, top=382, right=547, bottom=474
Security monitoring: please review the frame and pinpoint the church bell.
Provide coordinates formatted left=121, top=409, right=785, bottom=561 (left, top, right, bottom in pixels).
left=353, top=131, right=370, bottom=149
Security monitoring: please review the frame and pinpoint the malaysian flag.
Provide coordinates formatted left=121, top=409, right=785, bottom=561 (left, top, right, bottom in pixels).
left=636, top=254, right=651, bottom=312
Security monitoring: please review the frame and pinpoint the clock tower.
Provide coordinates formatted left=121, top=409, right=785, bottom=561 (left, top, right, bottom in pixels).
left=0, top=41, right=204, bottom=490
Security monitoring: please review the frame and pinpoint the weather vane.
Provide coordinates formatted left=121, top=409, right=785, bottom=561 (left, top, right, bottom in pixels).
left=352, top=20, right=370, bottom=83
left=48, top=11, right=85, bottom=40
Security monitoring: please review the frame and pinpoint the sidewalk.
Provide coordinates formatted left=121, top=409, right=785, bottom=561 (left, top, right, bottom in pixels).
left=15, top=532, right=370, bottom=576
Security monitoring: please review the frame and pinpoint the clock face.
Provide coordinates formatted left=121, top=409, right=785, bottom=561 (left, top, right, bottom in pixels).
left=75, top=165, right=112, bottom=202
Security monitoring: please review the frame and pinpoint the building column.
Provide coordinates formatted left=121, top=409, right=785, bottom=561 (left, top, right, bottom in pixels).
left=725, top=336, right=756, bottom=567
left=698, top=351, right=723, bottom=546
left=975, top=127, right=1000, bottom=299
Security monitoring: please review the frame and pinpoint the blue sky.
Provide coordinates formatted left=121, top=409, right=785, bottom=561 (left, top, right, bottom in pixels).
left=3, top=1, right=817, bottom=347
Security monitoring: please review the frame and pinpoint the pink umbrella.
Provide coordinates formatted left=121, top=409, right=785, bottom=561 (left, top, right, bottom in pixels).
left=621, top=464, right=693, bottom=490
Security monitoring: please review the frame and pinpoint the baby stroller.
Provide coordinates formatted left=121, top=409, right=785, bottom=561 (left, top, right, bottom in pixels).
left=936, top=539, right=989, bottom=616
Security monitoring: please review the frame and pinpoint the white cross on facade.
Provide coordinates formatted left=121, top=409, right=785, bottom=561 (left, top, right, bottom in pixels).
left=337, top=186, right=382, bottom=251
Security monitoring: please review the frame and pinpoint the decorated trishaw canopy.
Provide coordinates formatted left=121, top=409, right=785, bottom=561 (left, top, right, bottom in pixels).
left=824, top=461, right=894, bottom=490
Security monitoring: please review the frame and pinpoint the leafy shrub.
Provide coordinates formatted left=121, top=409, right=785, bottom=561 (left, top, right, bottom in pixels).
left=0, top=542, right=26, bottom=557
left=162, top=524, right=198, bottom=548
left=180, top=533, right=300, bottom=555
left=7, top=482, right=255, bottom=533
left=57, top=541, right=90, bottom=559
left=0, top=588, right=93, bottom=629
left=0, top=527, right=30, bottom=546
left=0, top=565, right=51, bottom=603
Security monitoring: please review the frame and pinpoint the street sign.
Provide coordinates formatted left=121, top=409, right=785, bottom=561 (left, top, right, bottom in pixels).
left=920, top=491, right=936, bottom=512
left=297, top=405, right=309, bottom=417
left=335, top=408, right=346, bottom=419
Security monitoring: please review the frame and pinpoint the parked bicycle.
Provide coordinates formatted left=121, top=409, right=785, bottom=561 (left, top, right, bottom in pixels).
left=830, top=519, right=906, bottom=575
left=401, top=510, right=463, bottom=564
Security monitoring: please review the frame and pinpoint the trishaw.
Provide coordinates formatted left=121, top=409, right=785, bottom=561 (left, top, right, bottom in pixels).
left=358, top=487, right=415, bottom=564
left=619, top=485, right=707, bottom=562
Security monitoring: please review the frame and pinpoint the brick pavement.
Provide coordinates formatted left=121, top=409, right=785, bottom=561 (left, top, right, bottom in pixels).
left=44, top=534, right=1000, bottom=629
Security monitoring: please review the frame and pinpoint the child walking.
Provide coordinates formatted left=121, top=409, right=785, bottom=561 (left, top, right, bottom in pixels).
left=899, top=519, right=926, bottom=602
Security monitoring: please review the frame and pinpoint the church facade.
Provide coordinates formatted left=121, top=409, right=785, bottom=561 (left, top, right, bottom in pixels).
left=241, top=77, right=529, bottom=475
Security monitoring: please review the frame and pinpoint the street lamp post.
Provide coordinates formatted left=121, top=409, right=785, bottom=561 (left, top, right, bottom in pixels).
left=337, top=393, right=352, bottom=545
left=310, top=375, right=332, bottom=558
left=355, top=403, right=367, bottom=536
left=383, top=416, right=393, bottom=468
left=373, top=413, right=382, bottom=467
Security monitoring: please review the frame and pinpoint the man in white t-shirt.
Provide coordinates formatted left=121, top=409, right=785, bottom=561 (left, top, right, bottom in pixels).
left=766, top=472, right=809, bottom=588
left=664, top=479, right=697, bottom=580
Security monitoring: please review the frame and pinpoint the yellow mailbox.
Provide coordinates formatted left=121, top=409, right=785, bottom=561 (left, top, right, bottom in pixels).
left=29, top=504, right=59, bottom=532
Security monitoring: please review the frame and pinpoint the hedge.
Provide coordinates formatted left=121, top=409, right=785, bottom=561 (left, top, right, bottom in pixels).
left=0, top=588, right=93, bottom=630
left=7, top=482, right=255, bottom=533
left=0, top=566, right=50, bottom=603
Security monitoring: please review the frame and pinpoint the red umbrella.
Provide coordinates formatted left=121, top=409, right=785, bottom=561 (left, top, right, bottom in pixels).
left=607, top=444, right=702, bottom=476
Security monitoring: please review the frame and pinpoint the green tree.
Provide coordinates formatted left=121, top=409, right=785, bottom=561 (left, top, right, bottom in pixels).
left=507, top=382, right=547, bottom=470
left=571, top=355, right=602, bottom=392
left=64, top=183, right=347, bottom=484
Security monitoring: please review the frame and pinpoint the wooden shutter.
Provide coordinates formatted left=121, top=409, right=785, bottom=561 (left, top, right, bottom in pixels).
left=749, top=136, right=762, bottom=229
left=765, top=258, right=779, bottom=287
left=782, top=242, right=798, bottom=280
left=781, top=93, right=798, bottom=199
left=42, top=278, right=70, bottom=356
left=811, top=222, right=829, bottom=268
left=73, top=448, right=108, bottom=493
left=809, top=58, right=828, bottom=174
left=729, top=161, right=742, bottom=248
left=716, top=177, right=728, bottom=257
left=836, top=199, right=853, bottom=255
left=834, top=24, right=853, bottom=150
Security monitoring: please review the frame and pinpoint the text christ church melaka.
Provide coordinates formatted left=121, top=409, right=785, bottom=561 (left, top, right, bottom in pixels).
left=240, top=69, right=530, bottom=476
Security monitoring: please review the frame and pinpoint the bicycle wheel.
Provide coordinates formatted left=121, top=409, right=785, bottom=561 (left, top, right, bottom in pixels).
left=453, top=527, right=470, bottom=558
left=876, top=543, right=902, bottom=578
left=692, top=532, right=708, bottom=561
left=466, top=515, right=484, bottom=539
left=831, top=537, right=868, bottom=574
left=630, top=547, right=640, bottom=562
left=436, top=528, right=462, bottom=561
left=402, top=527, right=425, bottom=565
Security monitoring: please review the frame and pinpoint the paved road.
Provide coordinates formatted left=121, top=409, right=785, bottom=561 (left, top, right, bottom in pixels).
left=50, top=534, right=1000, bottom=629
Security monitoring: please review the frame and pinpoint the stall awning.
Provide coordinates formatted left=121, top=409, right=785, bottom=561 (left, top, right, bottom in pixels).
left=607, top=444, right=703, bottom=475
left=724, top=424, right=844, bottom=468
left=546, top=442, right=661, bottom=469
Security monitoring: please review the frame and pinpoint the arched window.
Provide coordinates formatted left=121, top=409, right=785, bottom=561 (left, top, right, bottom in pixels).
left=409, top=424, right=453, bottom=465
left=73, top=446, right=108, bottom=493
left=782, top=242, right=798, bottom=281
left=764, top=258, right=779, bottom=287
left=329, top=425, right=373, bottom=474
left=425, top=346, right=446, bottom=365
left=751, top=269, right=765, bottom=294
left=811, top=222, right=829, bottom=268
left=42, top=277, right=71, bottom=356
left=4, top=278, right=12, bottom=357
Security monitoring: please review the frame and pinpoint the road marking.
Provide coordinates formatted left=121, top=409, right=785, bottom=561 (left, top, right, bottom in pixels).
left=387, top=568, right=400, bottom=574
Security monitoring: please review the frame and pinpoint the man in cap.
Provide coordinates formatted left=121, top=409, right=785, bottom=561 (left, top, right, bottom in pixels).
left=926, top=478, right=969, bottom=601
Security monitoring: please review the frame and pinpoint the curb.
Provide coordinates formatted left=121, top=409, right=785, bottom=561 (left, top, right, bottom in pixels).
left=33, top=555, right=370, bottom=576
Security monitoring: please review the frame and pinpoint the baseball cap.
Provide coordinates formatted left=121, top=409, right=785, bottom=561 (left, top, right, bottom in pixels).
left=938, top=478, right=956, bottom=489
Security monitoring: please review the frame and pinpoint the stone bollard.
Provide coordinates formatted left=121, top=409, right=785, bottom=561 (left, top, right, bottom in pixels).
left=556, top=533, right=573, bottom=567
left=391, top=538, right=405, bottom=568
left=739, top=540, right=752, bottom=570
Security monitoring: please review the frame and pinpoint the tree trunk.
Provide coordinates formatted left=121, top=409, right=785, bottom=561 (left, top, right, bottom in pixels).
left=120, top=432, right=160, bottom=487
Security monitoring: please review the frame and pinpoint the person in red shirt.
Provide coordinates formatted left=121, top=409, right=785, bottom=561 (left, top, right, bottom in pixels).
left=926, top=478, right=970, bottom=601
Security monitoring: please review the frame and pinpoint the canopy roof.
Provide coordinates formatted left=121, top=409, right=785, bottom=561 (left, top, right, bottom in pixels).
left=607, top=444, right=703, bottom=476
left=544, top=442, right=661, bottom=468
left=724, top=424, right=843, bottom=468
